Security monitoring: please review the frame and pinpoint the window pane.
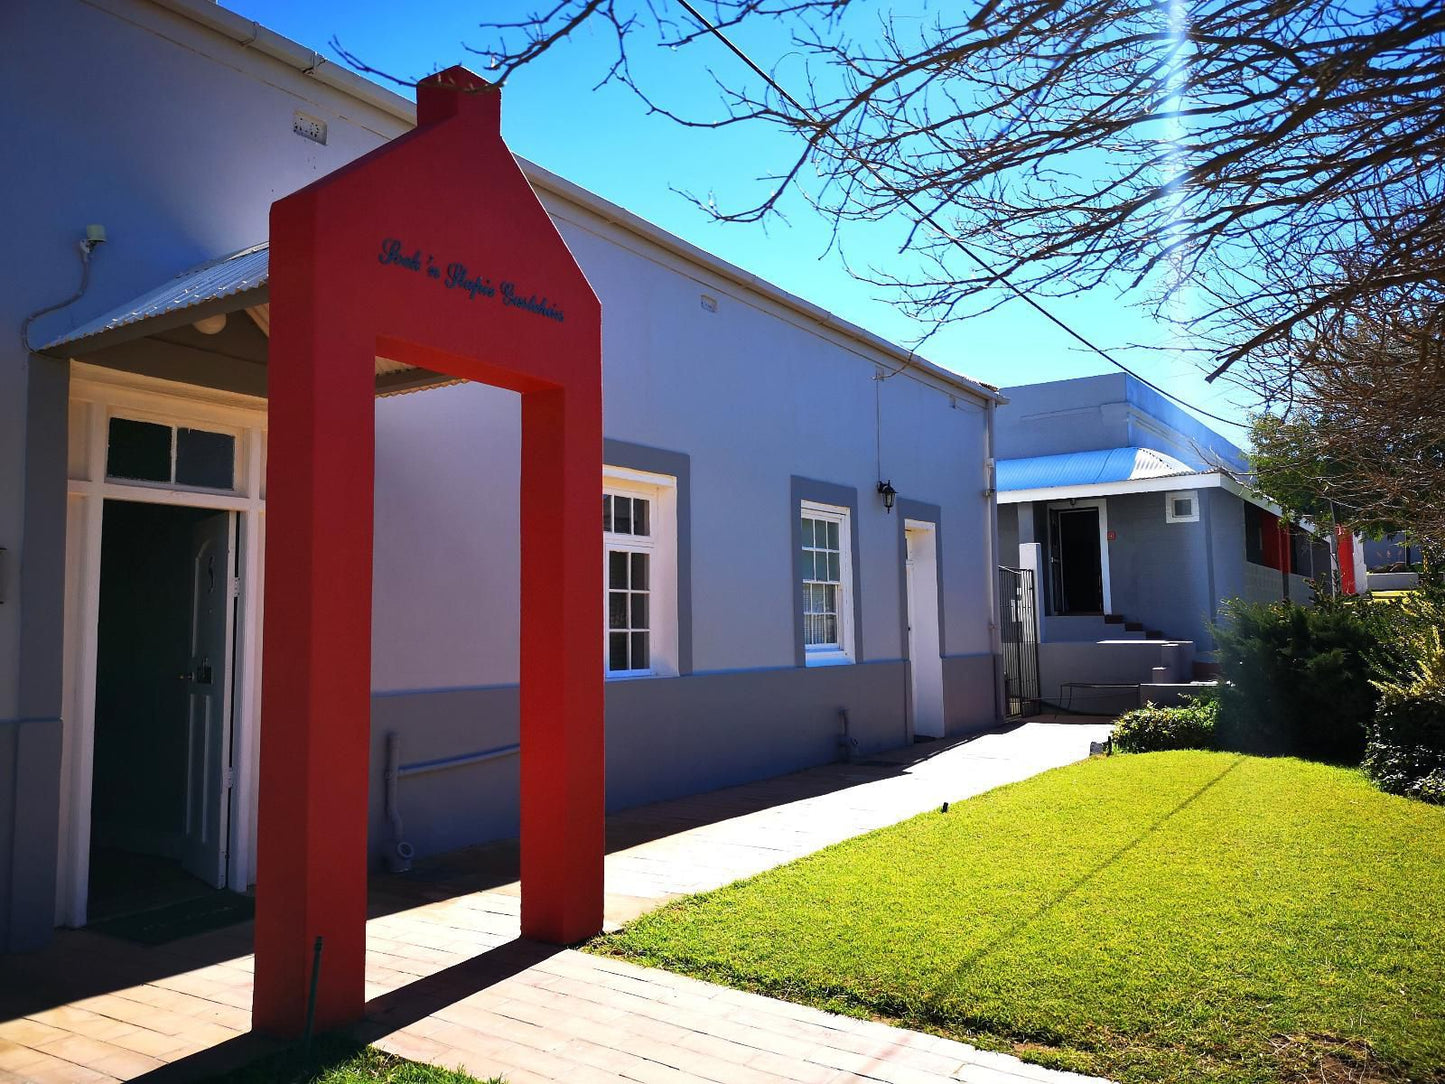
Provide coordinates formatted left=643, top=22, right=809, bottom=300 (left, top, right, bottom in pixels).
left=826, top=521, right=839, bottom=549
left=175, top=427, right=235, bottom=489
left=824, top=615, right=838, bottom=644
left=632, top=592, right=649, bottom=631
left=828, top=552, right=841, bottom=582
left=631, top=552, right=648, bottom=590
left=609, top=591, right=628, bottom=629
left=609, top=550, right=629, bottom=589
left=631, top=632, right=649, bottom=670
left=107, top=417, right=171, bottom=482
left=801, top=517, right=814, bottom=547
left=633, top=498, right=650, bottom=537
left=822, top=583, right=837, bottom=616
left=609, top=632, right=629, bottom=672
left=614, top=496, right=632, bottom=534
left=602, top=494, right=613, bottom=532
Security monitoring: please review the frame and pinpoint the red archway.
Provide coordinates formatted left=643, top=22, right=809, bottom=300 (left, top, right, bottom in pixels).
left=253, top=69, right=603, bottom=1036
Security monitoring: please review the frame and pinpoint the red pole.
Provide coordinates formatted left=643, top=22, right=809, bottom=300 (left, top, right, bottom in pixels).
left=1337, top=525, right=1357, bottom=595
left=253, top=193, right=375, bottom=1037
left=519, top=383, right=605, bottom=943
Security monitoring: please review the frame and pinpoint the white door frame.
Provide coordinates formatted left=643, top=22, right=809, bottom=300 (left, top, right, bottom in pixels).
left=1045, top=498, right=1112, bottom=615
left=58, top=362, right=267, bottom=928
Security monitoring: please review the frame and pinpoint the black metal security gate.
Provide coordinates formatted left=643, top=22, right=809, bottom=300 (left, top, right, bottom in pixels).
left=999, top=566, right=1041, bottom=717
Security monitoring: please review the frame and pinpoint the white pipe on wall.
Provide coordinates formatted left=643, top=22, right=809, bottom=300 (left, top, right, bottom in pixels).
left=985, top=398, right=1005, bottom=721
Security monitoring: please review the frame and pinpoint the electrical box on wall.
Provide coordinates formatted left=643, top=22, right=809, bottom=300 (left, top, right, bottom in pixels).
left=293, top=110, right=328, bottom=145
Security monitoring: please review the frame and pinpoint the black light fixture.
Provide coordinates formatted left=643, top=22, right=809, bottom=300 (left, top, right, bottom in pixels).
left=877, top=480, right=897, bottom=513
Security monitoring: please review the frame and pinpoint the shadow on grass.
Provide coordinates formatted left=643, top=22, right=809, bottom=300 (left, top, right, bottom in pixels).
left=945, top=754, right=1246, bottom=983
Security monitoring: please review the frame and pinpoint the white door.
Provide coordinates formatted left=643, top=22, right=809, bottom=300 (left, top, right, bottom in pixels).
left=181, top=512, right=235, bottom=887
left=905, top=524, right=946, bottom=738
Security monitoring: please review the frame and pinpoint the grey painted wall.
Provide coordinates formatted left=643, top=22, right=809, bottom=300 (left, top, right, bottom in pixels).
left=998, top=373, right=1247, bottom=473
left=1, top=0, right=406, bottom=945
left=2, top=0, right=406, bottom=706
left=1103, top=491, right=1215, bottom=646
left=997, top=505, right=1020, bottom=567
left=4, top=0, right=1004, bottom=940
left=942, top=654, right=1000, bottom=735
left=0, top=719, right=62, bottom=950
left=368, top=661, right=921, bottom=865
left=1023, top=486, right=1286, bottom=655
left=2, top=356, right=68, bottom=949
left=1206, top=489, right=1247, bottom=624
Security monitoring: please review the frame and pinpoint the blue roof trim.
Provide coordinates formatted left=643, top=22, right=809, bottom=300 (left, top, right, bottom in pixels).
left=997, top=446, right=1201, bottom=491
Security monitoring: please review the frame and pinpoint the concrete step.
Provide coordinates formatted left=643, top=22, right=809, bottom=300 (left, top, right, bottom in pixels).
left=1038, top=637, right=1197, bottom=716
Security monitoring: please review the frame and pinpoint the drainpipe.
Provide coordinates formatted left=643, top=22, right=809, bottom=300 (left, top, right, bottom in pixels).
left=985, top=399, right=1005, bottom=722
left=836, top=707, right=857, bottom=763
left=382, top=732, right=415, bottom=873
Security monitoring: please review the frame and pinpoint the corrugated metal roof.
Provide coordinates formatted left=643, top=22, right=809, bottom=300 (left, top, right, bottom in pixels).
left=996, top=446, right=1201, bottom=491
left=44, top=243, right=269, bottom=350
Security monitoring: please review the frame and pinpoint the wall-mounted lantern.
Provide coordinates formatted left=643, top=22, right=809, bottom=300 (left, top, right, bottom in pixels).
left=877, top=480, right=897, bottom=514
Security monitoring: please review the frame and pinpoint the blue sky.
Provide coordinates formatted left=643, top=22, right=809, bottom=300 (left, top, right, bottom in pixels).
left=229, top=0, right=1254, bottom=440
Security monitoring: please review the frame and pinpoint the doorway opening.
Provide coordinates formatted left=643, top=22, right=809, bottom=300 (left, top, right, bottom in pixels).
left=88, top=499, right=238, bottom=923
left=904, top=521, right=945, bottom=739
left=1048, top=505, right=1106, bottom=614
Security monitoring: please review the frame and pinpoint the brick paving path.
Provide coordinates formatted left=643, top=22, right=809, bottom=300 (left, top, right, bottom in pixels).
left=0, top=721, right=1112, bottom=1083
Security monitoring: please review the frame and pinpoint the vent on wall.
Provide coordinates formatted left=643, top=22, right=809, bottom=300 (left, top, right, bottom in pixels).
left=293, top=111, right=328, bottom=145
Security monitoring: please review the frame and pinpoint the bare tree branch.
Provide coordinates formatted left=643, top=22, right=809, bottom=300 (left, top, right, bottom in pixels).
left=471, top=0, right=1444, bottom=396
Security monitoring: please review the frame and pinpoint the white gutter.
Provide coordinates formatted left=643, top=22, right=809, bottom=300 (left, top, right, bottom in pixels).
left=143, top=0, right=1005, bottom=408
left=999, top=470, right=1293, bottom=522
left=998, top=472, right=1222, bottom=505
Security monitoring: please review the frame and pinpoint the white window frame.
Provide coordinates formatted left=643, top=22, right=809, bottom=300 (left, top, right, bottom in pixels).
left=800, top=499, right=856, bottom=667
left=1165, top=490, right=1200, bottom=524
left=603, top=466, right=678, bottom=679
left=102, top=412, right=244, bottom=496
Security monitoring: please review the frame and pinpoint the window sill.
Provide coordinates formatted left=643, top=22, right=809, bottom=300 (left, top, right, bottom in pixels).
left=605, top=669, right=679, bottom=681
left=804, top=651, right=855, bottom=668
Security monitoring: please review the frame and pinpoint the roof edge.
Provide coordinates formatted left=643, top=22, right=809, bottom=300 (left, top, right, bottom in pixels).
left=143, top=0, right=1002, bottom=406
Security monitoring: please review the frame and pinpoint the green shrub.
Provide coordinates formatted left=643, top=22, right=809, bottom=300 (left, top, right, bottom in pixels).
left=1364, top=623, right=1445, bottom=804
left=1112, top=696, right=1218, bottom=753
left=1212, top=596, right=1393, bottom=762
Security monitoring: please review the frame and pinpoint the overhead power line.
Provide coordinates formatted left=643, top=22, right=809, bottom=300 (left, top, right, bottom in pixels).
left=671, top=0, right=1249, bottom=432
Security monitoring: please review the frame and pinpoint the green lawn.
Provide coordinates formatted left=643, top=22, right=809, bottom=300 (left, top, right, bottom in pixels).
left=202, top=1037, right=501, bottom=1084
left=592, top=751, right=1445, bottom=1084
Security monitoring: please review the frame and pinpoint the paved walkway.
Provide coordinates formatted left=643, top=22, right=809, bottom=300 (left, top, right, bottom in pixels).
left=0, top=721, right=1113, bottom=1084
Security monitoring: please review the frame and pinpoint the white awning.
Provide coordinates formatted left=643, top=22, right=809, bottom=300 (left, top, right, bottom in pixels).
left=42, top=243, right=454, bottom=397
left=44, top=244, right=270, bottom=351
